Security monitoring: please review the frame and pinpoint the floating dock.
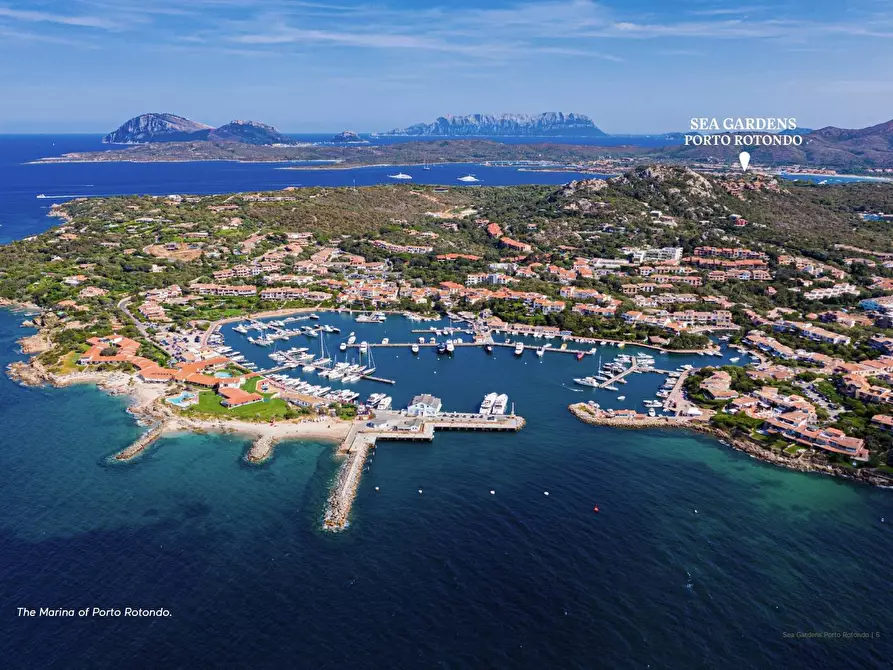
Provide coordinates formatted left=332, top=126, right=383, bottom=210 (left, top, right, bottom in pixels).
left=323, top=412, right=525, bottom=531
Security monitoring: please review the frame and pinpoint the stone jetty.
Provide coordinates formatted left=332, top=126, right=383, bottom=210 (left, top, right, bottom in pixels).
left=114, top=422, right=167, bottom=461
left=245, top=435, right=276, bottom=464
left=323, top=413, right=525, bottom=531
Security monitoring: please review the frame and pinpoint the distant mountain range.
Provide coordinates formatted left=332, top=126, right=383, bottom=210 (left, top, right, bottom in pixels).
left=663, top=118, right=893, bottom=168
left=103, top=113, right=291, bottom=145
left=383, top=112, right=607, bottom=137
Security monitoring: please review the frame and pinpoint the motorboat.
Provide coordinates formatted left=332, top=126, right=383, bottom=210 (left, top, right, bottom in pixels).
left=411, top=344, right=419, bottom=354
left=514, top=343, right=524, bottom=356
left=491, top=394, right=508, bottom=415
left=574, top=377, right=600, bottom=387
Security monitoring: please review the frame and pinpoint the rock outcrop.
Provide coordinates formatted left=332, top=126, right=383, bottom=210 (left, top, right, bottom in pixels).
left=331, top=130, right=364, bottom=143
left=103, top=113, right=213, bottom=144
left=207, top=120, right=290, bottom=145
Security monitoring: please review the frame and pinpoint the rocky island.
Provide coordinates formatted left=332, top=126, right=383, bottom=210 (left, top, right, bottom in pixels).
left=102, top=112, right=292, bottom=145
left=383, top=112, right=607, bottom=137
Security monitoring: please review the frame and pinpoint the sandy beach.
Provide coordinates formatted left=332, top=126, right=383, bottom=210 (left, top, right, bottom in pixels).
left=164, top=415, right=352, bottom=443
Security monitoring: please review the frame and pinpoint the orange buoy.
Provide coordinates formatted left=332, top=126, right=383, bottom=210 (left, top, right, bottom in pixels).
left=593, top=505, right=600, bottom=513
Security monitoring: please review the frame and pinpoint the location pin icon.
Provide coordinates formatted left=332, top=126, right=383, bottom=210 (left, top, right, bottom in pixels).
left=739, top=151, right=751, bottom=171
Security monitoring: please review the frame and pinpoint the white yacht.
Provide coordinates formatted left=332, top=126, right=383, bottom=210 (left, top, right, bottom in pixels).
left=388, top=172, right=412, bottom=180
left=446, top=340, right=455, bottom=353
left=359, top=341, right=369, bottom=354
left=491, top=394, right=508, bottom=415
left=457, top=174, right=480, bottom=183
left=347, top=334, right=357, bottom=345
left=574, top=376, right=600, bottom=387
left=411, top=343, right=420, bottom=354
left=514, top=342, right=524, bottom=356
left=339, top=342, right=347, bottom=351
left=479, top=392, right=497, bottom=414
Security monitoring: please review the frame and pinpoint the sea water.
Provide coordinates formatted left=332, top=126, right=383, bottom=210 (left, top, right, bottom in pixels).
left=2, top=308, right=893, bottom=667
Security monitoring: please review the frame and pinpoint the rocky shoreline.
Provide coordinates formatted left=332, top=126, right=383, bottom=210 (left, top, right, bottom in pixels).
left=568, top=403, right=893, bottom=488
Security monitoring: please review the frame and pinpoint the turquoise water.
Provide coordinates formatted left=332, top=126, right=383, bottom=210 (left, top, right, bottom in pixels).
left=165, top=391, right=198, bottom=408
left=3, top=307, right=893, bottom=667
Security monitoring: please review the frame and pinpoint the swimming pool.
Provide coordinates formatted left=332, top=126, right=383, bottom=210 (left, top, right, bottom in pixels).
left=166, top=391, right=198, bottom=408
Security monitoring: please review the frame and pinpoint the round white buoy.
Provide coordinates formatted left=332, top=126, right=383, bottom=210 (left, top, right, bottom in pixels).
left=490, top=490, right=495, bottom=495
left=418, top=489, right=423, bottom=494
left=375, top=486, right=380, bottom=491
left=694, top=509, right=698, bottom=514
left=544, top=492, right=549, bottom=496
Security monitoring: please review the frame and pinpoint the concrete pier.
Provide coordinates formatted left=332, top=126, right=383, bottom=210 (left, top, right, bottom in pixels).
left=323, top=412, right=525, bottom=531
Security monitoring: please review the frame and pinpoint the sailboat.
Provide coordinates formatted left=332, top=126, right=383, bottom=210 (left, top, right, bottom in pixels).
left=365, top=347, right=376, bottom=375
left=422, top=160, right=431, bottom=171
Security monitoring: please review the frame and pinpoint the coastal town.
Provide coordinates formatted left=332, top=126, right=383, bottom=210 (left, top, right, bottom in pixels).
left=6, top=164, right=893, bottom=526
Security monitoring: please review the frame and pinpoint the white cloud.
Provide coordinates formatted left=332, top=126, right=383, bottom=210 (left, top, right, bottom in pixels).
left=0, top=5, right=124, bottom=29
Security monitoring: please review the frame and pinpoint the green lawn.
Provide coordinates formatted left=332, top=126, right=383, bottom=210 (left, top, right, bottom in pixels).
left=242, top=376, right=262, bottom=393
left=185, top=389, right=292, bottom=421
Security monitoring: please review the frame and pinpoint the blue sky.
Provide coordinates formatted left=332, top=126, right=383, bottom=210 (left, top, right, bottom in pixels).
left=0, top=0, right=891, bottom=133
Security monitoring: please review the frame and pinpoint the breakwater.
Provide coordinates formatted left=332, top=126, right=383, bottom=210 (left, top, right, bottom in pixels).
left=113, top=422, right=166, bottom=461
left=568, top=403, right=701, bottom=429
left=245, top=435, right=276, bottom=464
left=323, top=413, right=525, bottom=531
